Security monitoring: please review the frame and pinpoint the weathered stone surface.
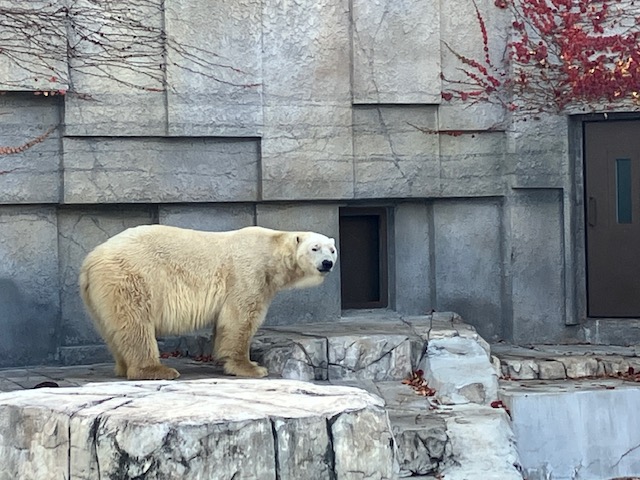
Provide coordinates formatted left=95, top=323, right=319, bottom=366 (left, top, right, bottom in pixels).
left=501, top=358, right=540, bottom=380
left=353, top=106, right=440, bottom=198
left=63, top=137, right=259, bottom=203
left=557, top=356, right=599, bottom=379
left=165, top=0, right=262, bottom=137
left=0, top=207, right=60, bottom=367
left=0, top=93, right=62, bottom=204
left=391, top=413, right=449, bottom=476
left=0, top=379, right=396, bottom=480
left=433, top=199, right=503, bottom=342
left=537, top=360, right=566, bottom=380
left=351, top=0, right=440, bottom=104
left=252, top=330, right=328, bottom=381
left=261, top=0, right=353, bottom=200
left=57, top=208, right=155, bottom=348
left=439, top=132, right=507, bottom=197
left=440, top=405, right=522, bottom=480
left=421, top=336, right=498, bottom=404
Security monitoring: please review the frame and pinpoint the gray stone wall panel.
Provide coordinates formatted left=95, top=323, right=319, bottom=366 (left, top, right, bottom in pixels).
left=509, top=190, right=566, bottom=343
left=394, top=203, right=432, bottom=314
left=439, top=132, right=507, bottom=197
left=433, top=200, right=503, bottom=341
left=352, top=0, right=441, bottom=104
left=261, top=0, right=354, bottom=200
left=0, top=207, right=59, bottom=367
left=165, top=0, right=263, bottom=137
left=159, top=205, right=255, bottom=231
left=0, top=94, right=61, bottom=204
left=354, top=106, right=440, bottom=198
left=63, top=137, right=260, bottom=204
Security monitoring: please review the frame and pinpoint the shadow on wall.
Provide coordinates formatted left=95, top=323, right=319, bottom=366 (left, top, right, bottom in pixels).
left=0, top=278, right=55, bottom=367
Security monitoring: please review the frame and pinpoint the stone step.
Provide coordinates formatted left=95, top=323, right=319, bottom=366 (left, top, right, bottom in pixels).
left=500, top=378, right=640, bottom=480
left=492, top=343, right=640, bottom=380
left=166, top=312, right=499, bottom=406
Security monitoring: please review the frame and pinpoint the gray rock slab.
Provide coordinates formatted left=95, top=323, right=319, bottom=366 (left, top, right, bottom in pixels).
left=390, top=413, right=449, bottom=477
left=0, top=379, right=396, bottom=480
left=63, top=137, right=259, bottom=203
left=439, top=405, right=522, bottom=480
left=0, top=207, right=60, bottom=367
left=421, top=336, right=498, bottom=405
left=351, top=0, right=441, bottom=104
left=159, top=205, right=256, bottom=232
left=500, top=379, right=640, bottom=480
left=165, top=0, right=262, bottom=137
left=0, top=93, right=62, bottom=204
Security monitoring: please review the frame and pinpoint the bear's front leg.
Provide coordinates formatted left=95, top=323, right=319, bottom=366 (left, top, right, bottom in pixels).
left=214, top=301, right=268, bottom=378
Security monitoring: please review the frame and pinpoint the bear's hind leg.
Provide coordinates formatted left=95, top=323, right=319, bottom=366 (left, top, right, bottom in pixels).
left=215, top=302, right=268, bottom=378
left=111, top=320, right=180, bottom=381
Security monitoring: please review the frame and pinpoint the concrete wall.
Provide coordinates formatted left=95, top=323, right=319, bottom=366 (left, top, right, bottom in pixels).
left=0, top=0, right=605, bottom=366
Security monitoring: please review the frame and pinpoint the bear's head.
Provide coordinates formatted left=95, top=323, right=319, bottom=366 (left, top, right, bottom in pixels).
left=292, top=232, right=338, bottom=288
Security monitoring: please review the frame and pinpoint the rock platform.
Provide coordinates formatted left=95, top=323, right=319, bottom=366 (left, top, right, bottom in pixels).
left=0, top=313, right=523, bottom=479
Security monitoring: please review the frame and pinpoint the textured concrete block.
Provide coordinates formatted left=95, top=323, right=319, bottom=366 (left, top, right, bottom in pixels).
left=261, top=0, right=353, bottom=200
left=0, top=93, right=62, bottom=204
left=352, top=0, right=441, bottom=104
left=439, top=132, right=507, bottom=197
left=0, top=207, right=59, bottom=367
left=57, top=208, right=155, bottom=348
left=353, top=106, right=440, bottom=198
left=159, top=205, right=255, bottom=231
left=510, top=190, right=565, bottom=343
left=63, top=137, right=259, bottom=203
left=394, top=203, right=432, bottom=314
left=165, top=0, right=262, bottom=136
left=256, top=204, right=341, bottom=325
left=433, top=199, right=504, bottom=342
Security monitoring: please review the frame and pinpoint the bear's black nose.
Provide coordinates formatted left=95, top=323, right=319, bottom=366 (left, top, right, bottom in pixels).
left=321, top=260, right=333, bottom=271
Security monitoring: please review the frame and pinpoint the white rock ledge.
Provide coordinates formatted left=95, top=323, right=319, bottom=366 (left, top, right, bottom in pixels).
left=0, top=379, right=397, bottom=480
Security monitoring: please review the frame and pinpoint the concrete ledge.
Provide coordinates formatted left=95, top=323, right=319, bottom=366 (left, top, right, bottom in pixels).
left=0, top=379, right=396, bottom=480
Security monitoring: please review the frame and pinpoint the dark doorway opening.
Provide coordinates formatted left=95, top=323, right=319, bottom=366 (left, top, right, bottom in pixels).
left=339, top=207, right=388, bottom=309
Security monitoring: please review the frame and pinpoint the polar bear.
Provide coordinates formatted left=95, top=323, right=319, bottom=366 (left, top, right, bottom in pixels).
left=79, top=225, right=337, bottom=380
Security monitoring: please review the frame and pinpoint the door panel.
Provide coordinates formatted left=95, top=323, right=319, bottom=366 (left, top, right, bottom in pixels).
left=585, top=120, right=640, bottom=317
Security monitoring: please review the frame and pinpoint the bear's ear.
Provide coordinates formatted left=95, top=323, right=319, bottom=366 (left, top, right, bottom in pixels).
left=330, top=238, right=336, bottom=246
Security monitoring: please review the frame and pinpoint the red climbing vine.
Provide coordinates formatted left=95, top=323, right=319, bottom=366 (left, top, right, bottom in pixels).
left=442, top=0, right=640, bottom=114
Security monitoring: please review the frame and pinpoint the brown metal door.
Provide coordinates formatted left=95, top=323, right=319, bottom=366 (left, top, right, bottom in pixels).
left=585, top=120, right=640, bottom=317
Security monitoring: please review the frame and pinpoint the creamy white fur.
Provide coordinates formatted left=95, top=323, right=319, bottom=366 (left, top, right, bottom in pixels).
left=79, top=225, right=337, bottom=380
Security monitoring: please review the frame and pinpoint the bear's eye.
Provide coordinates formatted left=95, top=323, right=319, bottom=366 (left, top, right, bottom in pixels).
left=330, top=248, right=335, bottom=254
left=312, top=247, right=319, bottom=252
